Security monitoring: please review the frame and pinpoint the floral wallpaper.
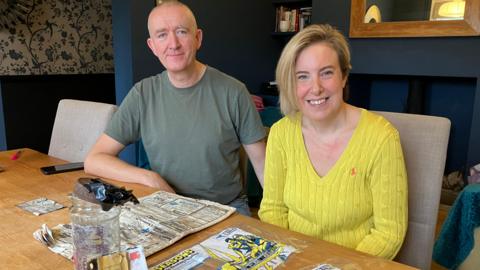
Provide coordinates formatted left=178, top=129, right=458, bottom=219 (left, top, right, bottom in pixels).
left=0, top=0, right=114, bottom=75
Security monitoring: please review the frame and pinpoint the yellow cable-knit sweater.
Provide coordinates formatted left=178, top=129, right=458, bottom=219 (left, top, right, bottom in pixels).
left=259, top=109, right=408, bottom=259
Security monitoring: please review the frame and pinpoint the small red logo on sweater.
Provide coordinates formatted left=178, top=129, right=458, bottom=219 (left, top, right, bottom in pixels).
left=351, top=168, right=357, bottom=176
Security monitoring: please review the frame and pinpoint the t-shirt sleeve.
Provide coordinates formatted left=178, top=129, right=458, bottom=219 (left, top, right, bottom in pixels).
left=105, top=86, right=142, bottom=146
left=234, top=85, right=266, bottom=145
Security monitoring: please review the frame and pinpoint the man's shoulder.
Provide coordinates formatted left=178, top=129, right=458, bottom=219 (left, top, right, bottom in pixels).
left=134, top=72, right=164, bottom=87
left=130, top=73, right=166, bottom=95
left=205, top=66, right=246, bottom=90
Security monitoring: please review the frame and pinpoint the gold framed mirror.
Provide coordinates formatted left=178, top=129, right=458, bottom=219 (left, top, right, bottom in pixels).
left=349, top=0, right=480, bottom=38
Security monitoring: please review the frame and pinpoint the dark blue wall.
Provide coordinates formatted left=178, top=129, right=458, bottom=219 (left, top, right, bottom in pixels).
left=427, top=78, right=475, bottom=172
left=112, top=0, right=136, bottom=164
left=0, top=83, right=5, bottom=150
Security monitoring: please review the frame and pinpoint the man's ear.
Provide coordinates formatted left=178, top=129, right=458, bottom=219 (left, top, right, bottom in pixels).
left=195, top=29, right=203, bottom=50
left=147, top=38, right=157, bottom=56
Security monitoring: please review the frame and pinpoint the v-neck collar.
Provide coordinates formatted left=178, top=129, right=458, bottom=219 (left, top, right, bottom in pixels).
left=297, top=108, right=366, bottom=180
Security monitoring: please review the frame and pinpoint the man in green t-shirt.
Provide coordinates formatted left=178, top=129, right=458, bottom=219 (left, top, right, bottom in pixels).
left=85, top=1, right=266, bottom=216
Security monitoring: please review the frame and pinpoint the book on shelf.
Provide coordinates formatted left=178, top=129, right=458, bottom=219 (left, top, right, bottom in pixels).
left=299, top=9, right=312, bottom=30
left=274, top=6, right=312, bottom=33
left=275, top=6, right=281, bottom=32
left=290, top=9, right=297, bottom=32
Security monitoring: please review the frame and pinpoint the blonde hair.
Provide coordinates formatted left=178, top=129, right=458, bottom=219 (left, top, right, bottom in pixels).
left=275, top=24, right=352, bottom=116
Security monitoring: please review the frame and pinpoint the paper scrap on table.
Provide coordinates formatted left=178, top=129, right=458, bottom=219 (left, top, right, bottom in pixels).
left=16, top=197, right=65, bottom=216
left=149, top=248, right=208, bottom=270
left=191, top=227, right=296, bottom=270
left=33, top=224, right=56, bottom=247
left=312, top=263, right=342, bottom=270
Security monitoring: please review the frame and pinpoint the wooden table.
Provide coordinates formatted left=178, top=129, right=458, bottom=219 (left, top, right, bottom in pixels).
left=0, top=149, right=416, bottom=270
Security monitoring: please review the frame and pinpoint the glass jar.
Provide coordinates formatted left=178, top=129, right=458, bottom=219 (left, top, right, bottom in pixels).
left=70, top=196, right=121, bottom=270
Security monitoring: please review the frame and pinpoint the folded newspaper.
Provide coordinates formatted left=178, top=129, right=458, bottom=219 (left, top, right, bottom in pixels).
left=37, top=191, right=236, bottom=260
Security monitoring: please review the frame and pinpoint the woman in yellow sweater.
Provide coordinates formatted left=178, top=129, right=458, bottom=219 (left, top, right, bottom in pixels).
left=258, top=24, right=408, bottom=259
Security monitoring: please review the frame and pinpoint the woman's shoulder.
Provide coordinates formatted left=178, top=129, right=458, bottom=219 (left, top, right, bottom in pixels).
left=267, top=114, right=301, bottom=149
left=361, top=109, right=399, bottom=138
left=204, top=66, right=247, bottom=91
left=267, top=114, right=299, bottom=142
left=271, top=113, right=298, bottom=131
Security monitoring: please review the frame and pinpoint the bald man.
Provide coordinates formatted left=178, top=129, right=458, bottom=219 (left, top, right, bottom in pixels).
left=85, top=1, right=266, bottom=216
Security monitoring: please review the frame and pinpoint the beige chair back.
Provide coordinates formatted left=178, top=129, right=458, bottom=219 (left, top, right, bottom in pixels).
left=48, top=99, right=117, bottom=162
left=375, top=111, right=451, bottom=270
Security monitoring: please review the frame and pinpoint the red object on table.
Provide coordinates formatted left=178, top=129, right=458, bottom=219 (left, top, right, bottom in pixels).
left=11, top=150, right=22, bottom=160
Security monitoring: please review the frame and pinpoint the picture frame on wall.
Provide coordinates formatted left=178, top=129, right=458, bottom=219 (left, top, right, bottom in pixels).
left=430, top=0, right=465, bottom=21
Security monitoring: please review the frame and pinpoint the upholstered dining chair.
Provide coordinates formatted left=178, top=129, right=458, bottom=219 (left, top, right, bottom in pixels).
left=48, top=99, right=117, bottom=162
left=374, top=111, right=451, bottom=270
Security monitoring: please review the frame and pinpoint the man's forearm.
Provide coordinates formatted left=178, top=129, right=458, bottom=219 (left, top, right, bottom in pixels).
left=250, top=155, right=265, bottom=187
left=243, top=140, right=266, bottom=187
left=84, top=152, right=175, bottom=192
left=86, top=153, right=146, bottom=184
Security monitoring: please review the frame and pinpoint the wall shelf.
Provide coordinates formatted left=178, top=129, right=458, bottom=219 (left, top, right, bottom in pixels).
left=272, top=0, right=312, bottom=33
left=271, top=31, right=296, bottom=36
left=272, top=0, right=311, bottom=4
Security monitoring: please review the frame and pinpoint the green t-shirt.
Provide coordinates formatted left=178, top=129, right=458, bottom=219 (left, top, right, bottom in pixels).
left=106, top=66, right=265, bottom=204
